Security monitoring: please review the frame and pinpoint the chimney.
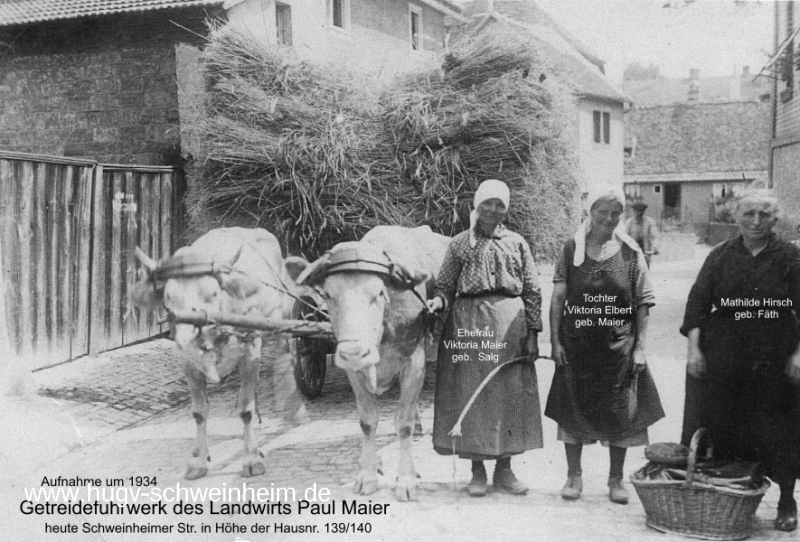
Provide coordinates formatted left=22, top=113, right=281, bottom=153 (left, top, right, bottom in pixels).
left=742, top=66, right=750, bottom=77
left=689, top=68, right=700, bottom=80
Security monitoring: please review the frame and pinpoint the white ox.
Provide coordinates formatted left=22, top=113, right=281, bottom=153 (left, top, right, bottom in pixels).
left=285, top=226, right=449, bottom=501
left=130, top=227, right=295, bottom=480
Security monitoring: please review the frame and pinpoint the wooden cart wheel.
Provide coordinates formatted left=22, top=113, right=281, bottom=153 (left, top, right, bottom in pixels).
left=292, top=296, right=331, bottom=399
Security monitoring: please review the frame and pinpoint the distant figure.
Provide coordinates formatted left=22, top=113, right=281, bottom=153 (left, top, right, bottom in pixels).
left=625, top=201, right=659, bottom=267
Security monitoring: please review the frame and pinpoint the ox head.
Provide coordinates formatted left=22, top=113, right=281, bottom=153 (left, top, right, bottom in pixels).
left=131, top=246, right=258, bottom=384
left=285, top=243, right=429, bottom=393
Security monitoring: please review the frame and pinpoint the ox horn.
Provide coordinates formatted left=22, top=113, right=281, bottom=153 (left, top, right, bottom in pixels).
left=134, top=246, right=158, bottom=272
left=228, top=245, right=243, bottom=268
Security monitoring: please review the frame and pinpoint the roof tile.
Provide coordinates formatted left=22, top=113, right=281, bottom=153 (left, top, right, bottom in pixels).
left=624, top=101, right=770, bottom=175
left=0, top=0, right=222, bottom=26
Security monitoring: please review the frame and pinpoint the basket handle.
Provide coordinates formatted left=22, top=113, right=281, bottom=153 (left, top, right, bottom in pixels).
left=685, top=427, right=707, bottom=487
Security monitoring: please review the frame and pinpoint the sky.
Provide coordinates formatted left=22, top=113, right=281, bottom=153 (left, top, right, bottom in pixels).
left=533, top=0, right=774, bottom=82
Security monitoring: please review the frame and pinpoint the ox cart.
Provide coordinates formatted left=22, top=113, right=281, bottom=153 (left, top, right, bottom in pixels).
left=169, top=295, right=336, bottom=399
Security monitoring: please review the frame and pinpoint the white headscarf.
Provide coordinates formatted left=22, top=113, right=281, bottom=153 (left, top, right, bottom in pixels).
left=469, top=179, right=510, bottom=247
left=573, top=184, right=640, bottom=266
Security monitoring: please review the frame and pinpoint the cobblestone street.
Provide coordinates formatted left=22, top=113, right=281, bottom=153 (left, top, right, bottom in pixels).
left=2, top=235, right=796, bottom=541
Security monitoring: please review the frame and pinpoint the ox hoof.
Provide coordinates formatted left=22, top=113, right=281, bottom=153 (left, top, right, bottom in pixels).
left=241, top=461, right=266, bottom=478
left=354, top=473, right=379, bottom=496
left=185, top=466, right=208, bottom=480
left=394, top=475, right=419, bottom=502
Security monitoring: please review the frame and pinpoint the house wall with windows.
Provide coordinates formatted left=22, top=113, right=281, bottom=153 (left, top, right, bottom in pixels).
left=457, top=1, right=629, bottom=195
left=577, top=99, right=625, bottom=191
left=770, top=1, right=800, bottom=225
left=225, top=0, right=455, bottom=78
left=624, top=177, right=754, bottom=229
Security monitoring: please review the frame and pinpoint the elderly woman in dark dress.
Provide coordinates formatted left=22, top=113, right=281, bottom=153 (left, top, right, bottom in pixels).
left=681, top=189, right=800, bottom=531
left=545, top=185, right=664, bottom=505
left=427, top=179, right=543, bottom=497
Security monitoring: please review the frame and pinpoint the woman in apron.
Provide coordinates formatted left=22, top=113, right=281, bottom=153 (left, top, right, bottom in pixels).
left=428, top=179, right=543, bottom=497
left=545, top=185, right=664, bottom=504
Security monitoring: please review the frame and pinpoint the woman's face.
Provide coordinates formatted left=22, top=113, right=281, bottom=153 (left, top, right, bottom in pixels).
left=476, top=198, right=507, bottom=229
left=736, top=197, right=777, bottom=243
left=590, top=199, right=624, bottom=236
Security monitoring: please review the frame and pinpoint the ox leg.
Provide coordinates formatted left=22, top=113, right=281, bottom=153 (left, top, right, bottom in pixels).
left=239, top=337, right=265, bottom=478
left=394, top=349, right=426, bottom=501
left=185, top=361, right=210, bottom=480
left=347, top=371, right=380, bottom=495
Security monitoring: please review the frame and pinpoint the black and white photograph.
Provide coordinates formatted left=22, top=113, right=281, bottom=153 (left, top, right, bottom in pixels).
left=0, top=0, right=795, bottom=540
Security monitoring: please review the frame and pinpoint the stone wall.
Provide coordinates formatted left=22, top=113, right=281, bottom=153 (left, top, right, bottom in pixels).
left=0, top=9, right=215, bottom=165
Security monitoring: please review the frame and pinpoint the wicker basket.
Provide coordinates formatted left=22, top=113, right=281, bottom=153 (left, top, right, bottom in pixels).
left=631, top=429, right=770, bottom=540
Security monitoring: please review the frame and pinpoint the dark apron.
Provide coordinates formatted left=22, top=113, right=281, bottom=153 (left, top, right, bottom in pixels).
left=545, top=241, right=664, bottom=441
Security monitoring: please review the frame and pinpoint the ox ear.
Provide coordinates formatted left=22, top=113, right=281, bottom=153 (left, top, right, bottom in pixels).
left=293, top=253, right=331, bottom=286
left=284, top=256, right=310, bottom=283
left=219, top=274, right=261, bottom=300
left=129, top=278, right=163, bottom=310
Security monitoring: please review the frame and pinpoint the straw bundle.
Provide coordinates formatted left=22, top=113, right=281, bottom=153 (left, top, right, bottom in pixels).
left=186, top=26, right=580, bottom=259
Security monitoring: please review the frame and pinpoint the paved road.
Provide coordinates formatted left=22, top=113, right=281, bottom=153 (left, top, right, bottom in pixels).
left=1, top=234, right=794, bottom=541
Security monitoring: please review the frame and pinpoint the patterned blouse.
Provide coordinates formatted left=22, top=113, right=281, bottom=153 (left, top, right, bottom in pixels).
left=434, top=224, right=543, bottom=333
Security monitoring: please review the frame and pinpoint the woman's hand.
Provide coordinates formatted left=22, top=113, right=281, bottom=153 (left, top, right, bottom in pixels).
left=525, top=332, right=539, bottom=363
left=785, top=350, right=800, bottom=384
left=551, top=340, right=568, bottom=368
left=631, top=347, right=647, bottom=375
left=686, top=328, right=706, bottom=378
left=426, top=296, right=444, bottom=313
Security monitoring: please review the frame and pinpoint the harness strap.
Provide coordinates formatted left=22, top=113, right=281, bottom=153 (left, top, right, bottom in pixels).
left=154, top=260, right=233, bottom=281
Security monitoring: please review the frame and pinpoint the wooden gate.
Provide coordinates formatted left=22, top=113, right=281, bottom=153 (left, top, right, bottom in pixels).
left=0, top=151, right=184, bottom=369
left=89, top=164, right=184, bottom=355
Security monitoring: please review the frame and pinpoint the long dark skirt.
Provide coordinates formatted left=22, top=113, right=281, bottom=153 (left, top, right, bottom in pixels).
left=432, top=295, right=543, bottom=459
left=682, top=370, right=800, bottom=484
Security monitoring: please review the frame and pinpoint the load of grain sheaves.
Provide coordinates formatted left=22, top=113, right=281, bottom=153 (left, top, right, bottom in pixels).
left=187, top=26, right=579, bottom=259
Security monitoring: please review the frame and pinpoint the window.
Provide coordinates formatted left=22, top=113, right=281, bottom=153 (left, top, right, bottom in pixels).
left=593, top=110, right=611, bottom=144
left=276, top=3, right=292, bottom=46
left=331, top=0, right=350, bottom=30
left=653, top=185, right=662, bottom=194
left=409, top=5, right=422, bottom=51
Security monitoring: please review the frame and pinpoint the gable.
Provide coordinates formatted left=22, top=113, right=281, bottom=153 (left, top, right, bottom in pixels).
left=0, top=0, right=223, bottom=26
